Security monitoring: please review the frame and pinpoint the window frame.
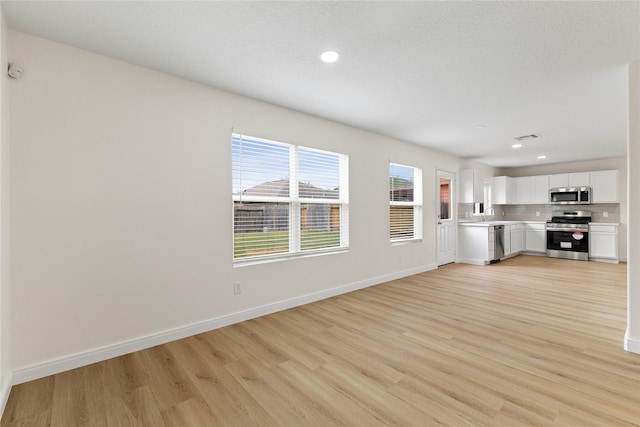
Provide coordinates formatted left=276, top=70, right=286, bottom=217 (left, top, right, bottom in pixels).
left=232, top=134, right=349, bottom=264
left=389, top=162, right=423, bottom=243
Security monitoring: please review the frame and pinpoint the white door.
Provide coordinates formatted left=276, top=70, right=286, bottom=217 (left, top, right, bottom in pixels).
left=437, top=170, right=456, bottom=266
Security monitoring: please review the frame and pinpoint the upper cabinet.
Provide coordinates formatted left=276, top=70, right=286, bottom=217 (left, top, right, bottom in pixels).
left=569, top=172, right=590, bottom=187
left=531, top=175, right=550, bottom=204
left=549, top=172, right=590, bottom=188
left=514, top=177, right=532, bottom=204
left=590, top=170, right=619, bottom=203
left=492, top=170, right=619, bottom=205
left=460, top=169, right=484, bottom=203
left=491, top=176, right=514, bottom=205
left=513, top=175, right=549, bottom=205
left=549, top=173, right=568, bottom=188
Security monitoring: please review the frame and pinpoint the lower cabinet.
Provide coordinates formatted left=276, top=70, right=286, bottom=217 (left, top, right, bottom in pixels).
left=505, top=224, right=524, bottom=256
left=458, top=222, right=524, bottom=265
left=458, top=225, right=495, bottom=265
left=504, top=226, right=511, bottom=256
left=589, top=224, right=618, bottom=263
left=511, top=224, right=524, bottom=254
left=525, top=222, right=547, bottom=253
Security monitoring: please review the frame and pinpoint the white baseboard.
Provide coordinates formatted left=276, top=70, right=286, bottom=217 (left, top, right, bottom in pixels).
left=456, top=257, right=487, bottom=266
left=624, top=329, right=640, bottom=354
left=12, top=263, right=436, bottom=385
left=0, top=371, right=12, bottom=419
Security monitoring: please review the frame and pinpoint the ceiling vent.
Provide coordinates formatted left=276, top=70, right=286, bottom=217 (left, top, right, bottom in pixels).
left=514, top=134, right=540, bottom=141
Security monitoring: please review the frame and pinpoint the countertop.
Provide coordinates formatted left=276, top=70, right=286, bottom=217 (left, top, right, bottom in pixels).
left=459, top=220, right=545, bottom=227
left=459, top=220, right=620, bottom=227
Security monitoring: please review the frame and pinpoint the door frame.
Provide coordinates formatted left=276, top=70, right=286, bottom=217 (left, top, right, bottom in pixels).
left=436, top=169, right=457, bottom=266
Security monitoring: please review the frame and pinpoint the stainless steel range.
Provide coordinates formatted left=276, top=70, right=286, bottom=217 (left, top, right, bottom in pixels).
left=546, top=211, right=591, bottom=261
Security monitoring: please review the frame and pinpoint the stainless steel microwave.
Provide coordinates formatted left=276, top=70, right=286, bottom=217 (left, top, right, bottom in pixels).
left=549, top=187, right=591, bottom=205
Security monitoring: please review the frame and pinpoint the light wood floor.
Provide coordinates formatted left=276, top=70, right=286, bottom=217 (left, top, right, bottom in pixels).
left=2, top=256, right=638, bottom=426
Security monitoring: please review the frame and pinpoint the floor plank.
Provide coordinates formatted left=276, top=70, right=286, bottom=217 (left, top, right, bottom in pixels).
left=2, top=256, right=638, bottom=426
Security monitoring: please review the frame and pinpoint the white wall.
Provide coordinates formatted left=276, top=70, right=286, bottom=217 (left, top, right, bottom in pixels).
left=502, top=157, right=628, bottom=260
left=8, top=31, right=479, bottom=376
left=0, top=7, right=12, bottom=413
left=626, top=61, right=640, bottom=353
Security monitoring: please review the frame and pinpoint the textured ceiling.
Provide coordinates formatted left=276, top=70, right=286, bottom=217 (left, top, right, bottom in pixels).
left=2, top=1, right=639, bottom=167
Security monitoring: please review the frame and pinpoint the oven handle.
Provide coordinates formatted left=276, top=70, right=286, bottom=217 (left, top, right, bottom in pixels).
left=547, top=227, right=589, bottom=233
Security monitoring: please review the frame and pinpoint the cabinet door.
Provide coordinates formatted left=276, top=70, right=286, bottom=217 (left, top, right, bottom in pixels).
left=531, top=175, right=550, bottom=204
left=549, top=174, right=568, bottom=188
left=589, top=232, right=618, bottom=259
left=491, top=176, right=514, bottom=205
left=526, top=230, right=547, bottom=252
left=569, top=172, right=590, bottom=187
left=515, top=177, right=531, bottom=204
left=590, top=170, right=619, bottom=203
left=459, top=169, right=474, bottom=203
left=473, top=170, right=484, bottom=203
left=460, top=169, right=484, bottom=203
left=511, top=228, right=524, bottom=253
left=504, top=226, right=512, bottom=256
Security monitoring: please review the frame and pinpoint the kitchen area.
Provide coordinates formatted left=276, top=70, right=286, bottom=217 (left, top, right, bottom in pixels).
left=457, top=168, right=621, bottom=265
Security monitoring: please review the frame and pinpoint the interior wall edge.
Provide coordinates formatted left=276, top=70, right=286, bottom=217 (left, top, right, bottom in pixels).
left=624, top=329, right=640, bottom=353
left=0, top=370, right=11, bottom=419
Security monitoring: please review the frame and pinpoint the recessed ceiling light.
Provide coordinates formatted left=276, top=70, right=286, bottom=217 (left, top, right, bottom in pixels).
left=320, top=51, right=340, bottom=63
left=473, top=125, right=487, bottom=130
left=512, top=143, right=522, bottom=148
left=537, top=155, right=546, bottom=159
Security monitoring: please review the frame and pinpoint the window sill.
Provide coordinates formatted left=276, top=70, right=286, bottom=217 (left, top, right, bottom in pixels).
left=233, top=247, right=349, bottom=267
left=390, top=238, right=423, bottom=246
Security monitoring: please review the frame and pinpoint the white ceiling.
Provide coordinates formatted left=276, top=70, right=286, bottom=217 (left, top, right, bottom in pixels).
left=2, top=1, right=639, bottom=168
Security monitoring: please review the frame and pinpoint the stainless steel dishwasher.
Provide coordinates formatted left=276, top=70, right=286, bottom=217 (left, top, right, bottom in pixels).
left=492, top=225, right=505, bottom=262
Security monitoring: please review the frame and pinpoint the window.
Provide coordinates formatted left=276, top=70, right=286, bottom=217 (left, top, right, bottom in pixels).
left=439, top=177, right=451, bottom=220
left=232, top=134, right=349, bottom=261
left=389, top=163, right=422, bottom=242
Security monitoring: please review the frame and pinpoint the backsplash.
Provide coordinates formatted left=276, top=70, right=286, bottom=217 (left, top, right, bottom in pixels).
left=500, top=204, right=620, bottom=223
left=458, top=203, right=620, bottom=223
left=457, top=203, right=504, bottom=222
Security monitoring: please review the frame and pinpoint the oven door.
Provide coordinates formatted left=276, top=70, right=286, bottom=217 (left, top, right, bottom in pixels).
left=547, top=229, right=589, bottom=260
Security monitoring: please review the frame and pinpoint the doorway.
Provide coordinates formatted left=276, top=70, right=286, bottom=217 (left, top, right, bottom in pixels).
left=437, top=170, right=456, bottom=266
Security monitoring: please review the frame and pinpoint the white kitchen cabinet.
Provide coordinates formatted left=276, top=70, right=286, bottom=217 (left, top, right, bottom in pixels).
left=458, top=224, right=495, bottom=265
left=513, top=175, right=548, bottom=205
left=502, top=223, right=524, bottom=257
left=590, top=170, right=619, bottom=203
left=549, top=174, right=568, bottom=188
left=491, top=176, right=514, bottom=205
left=525, top=222, right=546, bottom=253
left=569, top=172, right=590, bottom=187
left=515, top=177, right=531, bottom=205
left=510, top=223, right=524, bottom=254
left=589, top=223, right=618, bottom=263
left=460, top=169, right=484, bottom=203
left=504, top=225, right=512, bottom=256
left=531, top=175, right=550, bottom=204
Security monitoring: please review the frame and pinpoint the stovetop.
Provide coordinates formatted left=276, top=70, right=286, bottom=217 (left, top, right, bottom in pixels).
left=548, top=210, right=592, bottom=224
left=548, top=217, right=591, bottom=224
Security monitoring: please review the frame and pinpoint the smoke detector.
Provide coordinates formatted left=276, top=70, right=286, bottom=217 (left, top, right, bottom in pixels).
left=513, top=134, right=540, bottom=141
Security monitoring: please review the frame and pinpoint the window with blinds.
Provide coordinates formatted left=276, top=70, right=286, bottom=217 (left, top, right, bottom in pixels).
left=232, top=134, right=349, bottom=261
left=389, top=163, right=422, bottom=242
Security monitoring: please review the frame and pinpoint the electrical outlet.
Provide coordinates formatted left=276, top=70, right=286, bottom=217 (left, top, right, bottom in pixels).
left=603, top=212, right=609, bottom=218
left=234, top=281, right=242, bottom=295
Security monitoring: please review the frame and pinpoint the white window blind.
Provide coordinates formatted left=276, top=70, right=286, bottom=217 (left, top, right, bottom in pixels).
left=232, top=134, right=349, bottom=261
left=389, top=163, right=422, bottom=241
